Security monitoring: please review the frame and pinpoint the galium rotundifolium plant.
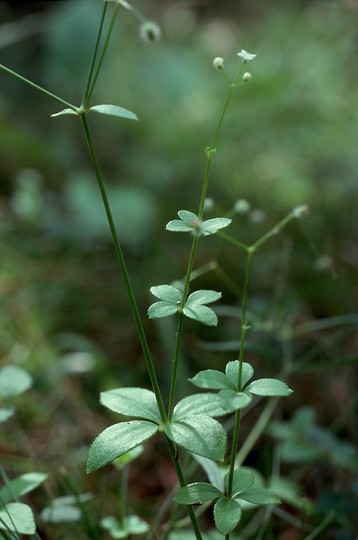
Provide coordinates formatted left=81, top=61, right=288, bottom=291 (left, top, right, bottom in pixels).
left=0, top=1, right=307, bottom=537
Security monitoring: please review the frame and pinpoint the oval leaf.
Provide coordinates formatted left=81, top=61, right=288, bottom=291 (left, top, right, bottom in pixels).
left=214, top=497, right=242, bottom=535
left=165, top=415, right=227, bottom=461
left=237, top=487, right=281, bottom=505
left=224, top=467, right=255, bottom=496
left=100, top=387, right=161, bottom=423
left=174, top=393, right=236, bottom=419
left=201, top=218, right=232, bottom=236
left=225, top=361, right=254, bottom=390
left=174, top=482, right=222, bottom=505
left=87, top=421, right=158, bottom=473
left=218, top=389, right=252, bottom=411
left=186, top=290, right=221, bottom=306
left=166, top=220, right=193, bottom=233
left=0, top=503, right=35, bottom=534
left=89, top=104, right=138, bottom=121
left=0, top=472, right=47, bottom=505
left=150, top=285, right=182, bottom=303
left=183, top=305, right=218, bottom=326
left=0, top=366, right=33, bottom=400
left=51, top=108, right=77, bottom=118
left=246, top=379, right=292, bottom=397
left=148, top=301, right=179, bottom=319
left=189, top=369, right=232, bottom=390
left=177, top=210, right=198, bottom=223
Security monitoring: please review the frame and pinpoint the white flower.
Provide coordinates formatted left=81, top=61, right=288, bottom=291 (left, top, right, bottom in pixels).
left=212, top=57, right=224, bottom=70
left=242, top=72, right=252, bottom=82
left=237, top=49, right=256, bottom=62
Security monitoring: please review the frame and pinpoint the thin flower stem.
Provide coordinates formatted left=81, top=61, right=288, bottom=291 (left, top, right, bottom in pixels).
left=250, top=209, right=298, bottom=252
left=119, top=0, right=147, bottom=23
left=80, top=115, right=167, bottom=424
left=81, top=2, right=108, bottom=108
left=85, top=1, right=121, bottom=108
left=168, top=67, right=243, bottom=421
left=0, top=63, right=76, bottom=111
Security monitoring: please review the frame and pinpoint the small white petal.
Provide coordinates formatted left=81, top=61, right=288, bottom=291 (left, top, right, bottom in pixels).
left=213, top=57, right=224, bottom=70
left=237, top=49, right=256, bottom=62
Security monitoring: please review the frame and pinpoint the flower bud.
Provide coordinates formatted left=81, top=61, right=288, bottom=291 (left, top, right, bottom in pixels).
left=292, top=204, right=309, bottom=219
left=213, top=57, right=224, bottom=70
left=234, top=199, right=251, bottom=215
left=242, top=72, right=252, bottom=82
left=139, top=21, right=161, bottom=43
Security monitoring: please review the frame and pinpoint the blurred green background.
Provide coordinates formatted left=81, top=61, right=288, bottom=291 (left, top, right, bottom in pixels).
left=0, top=0, right=357, bottom=538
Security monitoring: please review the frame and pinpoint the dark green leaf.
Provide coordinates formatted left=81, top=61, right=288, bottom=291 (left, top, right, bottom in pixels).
left=87, top=421, right=158, bottom=473
left=174, top=482, right=222, bottom=505
left=165, top=415, right=227, bottom=461
left=237, top=487, right=281, bottom=505
left=100, top=387, right=161, bottom=423
left=214, top=497, right=242, bottom=535
left=246, top=378, right=292, bottom=397
left=89, top=104, right=138, bottom=121
left=224, top=467, right=255, bottom=496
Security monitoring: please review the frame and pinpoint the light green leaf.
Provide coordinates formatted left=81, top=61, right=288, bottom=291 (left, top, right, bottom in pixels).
left=148, top=302, right=179, bottom=319
left=165, top=415, right=227, bottom=461
left=237, top=487, right=281, bottom=505
left=177, top=210, right=198, bottom=222
left=218, top=389, right=252, bottom=411
left=0, top=407, right=15, bottom=423
left=214, top=497, right=242, bottom=535
left=0, top=503, right=35, bottom=534
left=183, top=305, right=218, bottom=326
left=166, top=220, right=193, bottom=233
left=225, top=361, right=254, bottom=390
left=100, top=387, right=161, bottom=423
left=0, top=366, right=33, bottom=400
left=0, top=472, right=47, bottom=505
left=150, top=285, right=183, bottom=303
left=224, top=467, right=255, bottom=496
left=201, top=218, right=232, bottom=236
left=51, top=108, right=77, bottom=118
left=173, top=393, right=236, bottom=419
left=87, top=421, right=158, bottom=473
left=40, top=505, right=81, bottom=523
left=246, top=378, right=292, bottom=397
left=189, top=370, right=232, bottom=390
left=89, top=104, right=138, bottom=121
left=186, top=290, right=221, bottom=306
left=100, top=515, right=149, bottom=538
left=174, top=482, right=222, bottom=505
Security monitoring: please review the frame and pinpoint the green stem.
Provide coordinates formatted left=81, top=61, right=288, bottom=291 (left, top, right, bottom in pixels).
left=302, top=512, right=336, bottom=540
left=0, top=63, right=76, bottom=111
left=81, top=2, right=108, bottom=108
left=80, top=115, right=167, bottom=423
left=250, top=209, right=299, bottom=252
left=85, top=1, right=121, bottom=108
left=166, top=437, right=203, bottom=540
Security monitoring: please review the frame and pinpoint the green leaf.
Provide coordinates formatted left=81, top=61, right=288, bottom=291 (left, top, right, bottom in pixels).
left=113, top=445, right=144, bottom=471
left=148, top=301, right=179, bottom=319
left=51, top=108, right=77, bottom=118
left=0, top=407, right=15, bottom=423
left=87, top=421, right=158, bottom=473
left=224, top=468, right=255, bottom=496
left=0, top=366, right=33, bottom=400
left=174, top=393, right=236, bottom=419
left=246, top=378, right=292, bottom=397
left=189, top=369, right=232, bottom=390
left=174, top=482, right=222, bottom=505
left=183, top=305, right=218, bottom=326
left=100, top=515, right=149, bottom=538
left=89, top=104, right=138, bottom=121
left=150, top=285, right=183, bottom=303
left=192, top=455, right=225, bottom=492
left=40, top=504, right=81, bottom=523
left=214, top=497, right=242, bottom=535
left=0, top=472, right=47, bottom=505
left=185, top=290, right=221, bottom=306
left=218, top=389, right=252, bottom=411
left=0, top=503, right=35, bottom=534
left=177, top=210, right=198, bottom=222
left=166, top=220, right=193, bottom=233
left=237, top=487, right=281, bottom=505
left=165, top=415, right=227, bottom=461
left=100, top=387, right=161, bottom=423
left=225, top=361, right=254, bottom=390
left=201, top=218, right=232, bottom=236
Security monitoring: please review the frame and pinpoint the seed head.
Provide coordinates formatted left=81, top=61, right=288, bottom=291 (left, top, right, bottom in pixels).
left=139, top=21, right=161, bottom=43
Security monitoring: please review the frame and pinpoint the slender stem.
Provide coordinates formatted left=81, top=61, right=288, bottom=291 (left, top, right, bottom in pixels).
left=0, top=63, right=76, bottom=111
left=80, top=115, right=167, bottom=423
left=119, top=0, right=147, bottom=23
left=81, top=2, right=108, bottom=108
left=302, top=512, right=336, bottom=540
left=85, top=1, right=120, bottom=108
left=165, top=438, right=203, bottom=540
left=250, top=209, right=298, bottom=252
